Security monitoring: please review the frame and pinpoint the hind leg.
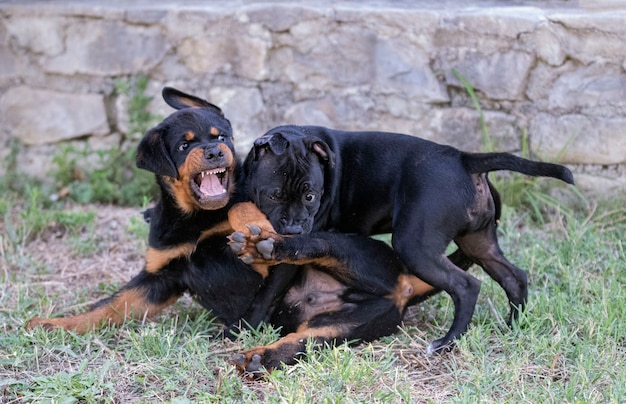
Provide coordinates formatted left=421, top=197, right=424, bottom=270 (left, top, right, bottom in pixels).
left=26, top=270, right=185, bottom=333
left=455, top=222, right=528, bottom=325
left=392, top=230, right=482, bottom=354
left=232, top=324, right=348, bottom=377
left=232, top=293, right=407, bottom=377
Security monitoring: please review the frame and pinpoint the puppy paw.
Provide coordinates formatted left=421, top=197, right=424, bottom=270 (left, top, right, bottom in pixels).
left=426, top=338, right=455, bottom=355
left=227, top=226, right=278, bottom=265
left=25, top=317, right=56, bottom=331
left=231, top=350, right=267, bottom=379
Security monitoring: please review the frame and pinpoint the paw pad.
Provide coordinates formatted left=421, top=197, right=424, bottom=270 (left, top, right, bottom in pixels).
left=246, top=224, right=262, bottom=236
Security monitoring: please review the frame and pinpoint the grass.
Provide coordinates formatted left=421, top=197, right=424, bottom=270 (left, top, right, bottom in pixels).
left=1, top=184, right=624, bottom=402
left=1, top=72, right=622, bottom=402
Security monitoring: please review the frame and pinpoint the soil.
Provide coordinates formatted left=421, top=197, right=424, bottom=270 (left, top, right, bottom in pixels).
left=23, top=205, right=147, bottom=311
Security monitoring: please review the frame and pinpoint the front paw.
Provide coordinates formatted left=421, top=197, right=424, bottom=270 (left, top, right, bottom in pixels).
left=227, top=225, right=277, bottom=265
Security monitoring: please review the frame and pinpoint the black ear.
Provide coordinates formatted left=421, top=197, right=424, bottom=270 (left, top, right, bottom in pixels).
left=136, top=126, right=179, bottom=178
left=307, top=138, right=335, bottom=168
left=252, top=132, right=290, bottom=160
left=162, top=87, right=224, bottom=117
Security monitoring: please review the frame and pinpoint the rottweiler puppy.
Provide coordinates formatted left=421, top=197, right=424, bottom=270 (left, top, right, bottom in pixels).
left=26, top=87, right=267, bottom=333
left=226, top=202, right=434, bottom=376
left=243, top=125, right=575, bottom=354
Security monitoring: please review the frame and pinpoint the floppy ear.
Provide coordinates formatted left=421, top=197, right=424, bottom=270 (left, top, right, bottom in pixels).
left=136, top=126, right=179, bottom=179
left=251, top=132, right=290, bottom=161
left=307, top=138, right=335, bottom=168
left=162, top=87, right=224, bottom=116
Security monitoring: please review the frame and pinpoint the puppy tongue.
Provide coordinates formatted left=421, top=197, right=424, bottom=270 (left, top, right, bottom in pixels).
left=200, top=173, right=225, bottom=196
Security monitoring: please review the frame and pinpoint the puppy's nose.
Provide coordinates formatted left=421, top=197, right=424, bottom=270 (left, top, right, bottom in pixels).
left=282, top=225, right=304, bottom=235
left=204, top=146, right=224, bottom=161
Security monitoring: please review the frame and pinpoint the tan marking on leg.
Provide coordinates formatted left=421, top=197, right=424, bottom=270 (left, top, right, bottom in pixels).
left=252, top=266, right=270, bottom=278
left=25, top=289, right=179, bottom=334
left=388, top=274, right=435, bottom=310
left=233, top=323, right=350, bottom=374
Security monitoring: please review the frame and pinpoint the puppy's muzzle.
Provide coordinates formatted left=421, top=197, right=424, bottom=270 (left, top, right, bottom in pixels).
left=204, top=145, right=225, bottom=164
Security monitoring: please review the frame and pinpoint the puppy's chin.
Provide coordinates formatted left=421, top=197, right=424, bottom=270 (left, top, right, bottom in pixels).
left=194, top=195, right=230, bottom=211
left=268, top=215, right=314, bottom=235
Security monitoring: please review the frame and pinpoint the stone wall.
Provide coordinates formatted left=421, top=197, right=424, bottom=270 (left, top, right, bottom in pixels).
left=1, top=0, right=625, bottom=197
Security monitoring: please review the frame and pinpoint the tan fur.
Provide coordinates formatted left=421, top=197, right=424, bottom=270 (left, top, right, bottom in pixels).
left=228, top=202, right=276, bottom=233
left=25, top=289, right=179, bottom=333
left=233, top=324, right=349, bottom=373
left=387, top=274, right=435, bottom=311
left=145, top=244, right=195, bottom=273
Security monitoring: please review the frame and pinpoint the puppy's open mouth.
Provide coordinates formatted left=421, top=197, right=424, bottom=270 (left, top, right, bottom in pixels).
left=191, top=167, right=230, bottom=202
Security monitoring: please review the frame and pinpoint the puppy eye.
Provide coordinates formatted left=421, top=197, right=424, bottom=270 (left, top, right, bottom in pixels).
left=304, top=193, right=315, bottom=202
left=178, top=142, right=189, bottom=151
left=217, top=134, right=227, bottom=141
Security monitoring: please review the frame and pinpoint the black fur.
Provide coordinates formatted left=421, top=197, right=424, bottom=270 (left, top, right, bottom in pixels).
left=243, top=125, right=575, bottom=353
left=26, top=88, right=264, bottom=333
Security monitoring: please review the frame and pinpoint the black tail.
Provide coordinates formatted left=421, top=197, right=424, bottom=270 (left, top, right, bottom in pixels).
left=463, top=152, right=575, bottom=185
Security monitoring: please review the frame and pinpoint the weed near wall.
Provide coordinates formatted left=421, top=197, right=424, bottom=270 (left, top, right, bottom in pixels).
left=51, top=144, right=155, bottom=206
left=451, top=69, right=583, bottom=223
left=49, top=76, right=160, bottom=207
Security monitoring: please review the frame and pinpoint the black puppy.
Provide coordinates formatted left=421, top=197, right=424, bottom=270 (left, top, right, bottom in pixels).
left=243, top=125, right=575, bottom=354
left=227, top=202, right=434, bottom=375
left=26, top=87, right=267, bottom=332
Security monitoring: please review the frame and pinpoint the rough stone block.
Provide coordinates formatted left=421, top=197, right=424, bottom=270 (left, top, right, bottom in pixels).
left=374, top=37, right=448, bottom=103
left=0, top=1, right=625, bottom=197
left=4, top=17, right=65, bottom=55
left=177, top=17, right=270, bottom=81
left=442, top=50, right=535, bottom=101
left=520, top=23, right=566, bottom=66
left=454, top=7, right=541, bottom=38
left=531, top=113, right=626, bottom=165
left=0, top=46, right=18, bottom=81
left=44, top=20, right=166, bottom=76
left=423, top=108, right=520, bottom=153
left=550, top=15, right=626, bottom=65
left=549, top=62, right=626, bottom=113
left=0, top=86, right=109, bottom=145
left=574, top=172, right=626, bottom=198
left=276, top=23, right=378, bottom=90
left=247, top=3, right=325, bottom=32
left=525, top=61, right=577, bottom=106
